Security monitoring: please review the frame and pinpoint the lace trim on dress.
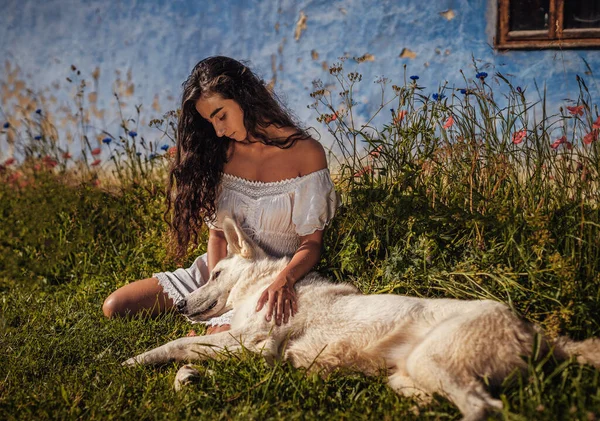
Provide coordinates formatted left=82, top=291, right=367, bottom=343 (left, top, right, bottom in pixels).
left=154, top=272, right=184, bottom=303
left=221, top=168, right=329, bottom=198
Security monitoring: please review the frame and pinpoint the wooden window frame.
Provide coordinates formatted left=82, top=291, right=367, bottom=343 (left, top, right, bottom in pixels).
left=496, top=0, right=600, bottom=49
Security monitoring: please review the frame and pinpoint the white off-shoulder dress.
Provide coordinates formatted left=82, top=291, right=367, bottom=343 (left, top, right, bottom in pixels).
left=154, top=168, right=339, bottom=326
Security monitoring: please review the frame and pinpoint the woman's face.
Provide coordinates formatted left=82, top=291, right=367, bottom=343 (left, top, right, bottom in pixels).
left=195, top=94, right=247, bottom=142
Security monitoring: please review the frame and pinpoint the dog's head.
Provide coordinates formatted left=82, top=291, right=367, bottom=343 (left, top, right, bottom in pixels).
left=179, top=217, right=270, bottom=322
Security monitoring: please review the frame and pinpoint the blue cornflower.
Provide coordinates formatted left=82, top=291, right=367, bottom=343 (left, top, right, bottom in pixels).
left=136, top=152, right=142, bottom=156
left=410, top=75, right=419, bottom=81
left=35, top=109, right=42, bottom=114
left=102, top=137, right=112, bottom=144
left=516, top=86, right=522, bottom=93
left=149, top=153, right=158, bottom=159
left=160, top=144, right=169, bottom=151
left=128, top=131, right=138, bottom=137
left=3, top=122, right=9, bottom=129
left=34, top=135, right=42, bottom=140
left=432, top=93, right=446, bottom=101
left=460, top=89, right=467, bottom=95
left=476, top=72, right=488, bottom=80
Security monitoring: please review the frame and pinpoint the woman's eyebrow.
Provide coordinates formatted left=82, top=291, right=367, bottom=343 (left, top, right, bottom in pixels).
left=209, top=107, right=223, bottom=119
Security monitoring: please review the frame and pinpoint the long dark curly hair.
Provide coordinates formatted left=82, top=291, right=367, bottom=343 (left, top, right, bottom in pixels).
left=166, top=56, right=310, bottom=259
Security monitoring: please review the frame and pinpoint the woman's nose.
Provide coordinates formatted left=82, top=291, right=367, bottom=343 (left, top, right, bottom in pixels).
left=214, top=123, right=226, bottom=137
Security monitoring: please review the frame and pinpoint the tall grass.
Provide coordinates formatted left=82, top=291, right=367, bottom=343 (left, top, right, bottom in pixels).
left=1, top=59, right=599, bottom=420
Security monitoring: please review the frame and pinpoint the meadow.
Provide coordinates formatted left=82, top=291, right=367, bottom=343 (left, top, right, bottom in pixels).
left=1, top=59, right=599, bottom=420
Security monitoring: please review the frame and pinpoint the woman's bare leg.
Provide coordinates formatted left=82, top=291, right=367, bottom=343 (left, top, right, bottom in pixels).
left=103, top=277, right=174, bottom=318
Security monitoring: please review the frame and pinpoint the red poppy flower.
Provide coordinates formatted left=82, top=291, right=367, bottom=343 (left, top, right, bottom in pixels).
left=443, top=115, right=454, bottom=129
left=167, top=146, right=177, bottom=156
left=353, top=165, right=373, bottom=177
left=512, top=130, right=526, bottom=144
left=42, top=155, right=58, bottom=168
left=393, top=110, right=407, bottom=125
left=3, top=157, right=16, bottom=166
left=91, top=159, right=102, bottom=166
left=369, top=145, right=383, bottom=158
left=583, top=130, right=598, bottom=145
left=324, top=113, right=338, bottom=124
left=91, top=147, right=102, bottom=156
left=593, top=116, right=600, bottom=130
left=62, top=152, right=72, bottom=159
left=566, top=105, right=584, bottom=116
left=550, top=135, right=572, bottom=150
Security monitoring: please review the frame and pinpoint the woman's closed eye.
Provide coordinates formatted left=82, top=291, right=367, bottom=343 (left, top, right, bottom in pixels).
left=218, top=113, right=227, bottom=121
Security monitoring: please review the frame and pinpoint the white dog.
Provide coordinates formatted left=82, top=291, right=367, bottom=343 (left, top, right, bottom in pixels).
left=125, top=218, right=600, bottom=421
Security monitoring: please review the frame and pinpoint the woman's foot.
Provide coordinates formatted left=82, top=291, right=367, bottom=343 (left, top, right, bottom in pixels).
left=206, top=324, right=231, bottom=335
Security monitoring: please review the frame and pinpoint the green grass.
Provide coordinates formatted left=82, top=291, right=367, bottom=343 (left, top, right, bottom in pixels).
left=1, top=59, right=600, bottom=420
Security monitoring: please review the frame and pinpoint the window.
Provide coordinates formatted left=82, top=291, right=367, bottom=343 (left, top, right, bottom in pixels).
left=496, top=0, right=600, bottom=49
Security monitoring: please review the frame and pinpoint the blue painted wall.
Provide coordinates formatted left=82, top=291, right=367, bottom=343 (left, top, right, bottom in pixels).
left=1, top=0, right=598, bottom=155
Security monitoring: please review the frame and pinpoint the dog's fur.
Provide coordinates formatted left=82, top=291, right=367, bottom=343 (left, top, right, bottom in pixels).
left=125, top=218, right=600, bottom=421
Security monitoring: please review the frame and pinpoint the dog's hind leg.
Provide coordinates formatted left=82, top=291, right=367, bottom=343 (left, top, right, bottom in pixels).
left=123, top=330, right=244, bottom=366
left=401, top=314, right=506, bottom=421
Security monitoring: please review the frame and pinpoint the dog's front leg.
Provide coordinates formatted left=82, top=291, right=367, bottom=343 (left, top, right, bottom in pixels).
left=123, top=330, right=243, bottom=366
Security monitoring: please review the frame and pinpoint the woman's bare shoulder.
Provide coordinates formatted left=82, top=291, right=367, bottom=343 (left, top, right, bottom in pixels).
left=293, top=137, right=327, bottom=176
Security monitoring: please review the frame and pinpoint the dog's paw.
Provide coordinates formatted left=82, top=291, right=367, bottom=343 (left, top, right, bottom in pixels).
left=122, top=357, right=139, bottom=367
left=174, top=364, right=200, bottom=391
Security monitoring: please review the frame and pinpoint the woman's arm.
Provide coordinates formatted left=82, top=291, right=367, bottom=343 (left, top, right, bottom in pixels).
left=207, top=229, right=228, bottom=273
left=256, top=229, right=324, bottom=324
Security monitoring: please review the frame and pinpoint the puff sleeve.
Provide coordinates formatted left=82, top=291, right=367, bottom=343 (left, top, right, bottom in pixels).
left=292, top=169, right=340, bottom=236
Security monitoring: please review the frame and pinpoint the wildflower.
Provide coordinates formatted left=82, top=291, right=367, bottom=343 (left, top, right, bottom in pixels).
left=160, top=144, right=170, bottom=151
left=167, top=146, right=177, bottom=156
left=3, top=157, right=16, bottom=166
left=3, top=122, right=9, bottom=129
left=129, top=131, right=138, bottom=137
left=566, top=105, right=584, bottom=116
left=35, top=109, right=42, bottom=114
left=91, top=158, right=102, bottom=166
left=551, top=135, right=572, bottom=150
left=136, top=152, right=142, bottom=156
left=459, top=89, right=467, bottom=95
left=516, top=86, right=522, bottom=93
left=443, top=115, right=454, bottom=129
left=34, top=135, right=42, bottom=140
left=42, top=155, right=58, bottom=168
left=187, top=330, right=197, bottom=337
left=149, top=153, right=158, bottom=159
left=393, top=110, right=407, bottom=124
left=324, top=113, right=337, bottom=124
left=63, top=152, right=72, bottom=159
left=91, top=147, right=102, bottom=155
left=369, top=145, right=383, bottom=158
left=476, top=72, right=488, bottom=80
left=583, top=130, right=598, bottom=145
left=409, top=75, right=419, bottom=81
left=593, top=116, right=600, bottom=129
left=102, top=137, right=112, bottom=144
left=432, top=93, right=445, bottom=101
left=353, top=165, right=373, bottom=177
left=512, top=130, right=526, bottom=144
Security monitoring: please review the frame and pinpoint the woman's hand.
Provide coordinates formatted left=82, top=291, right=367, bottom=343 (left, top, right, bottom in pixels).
left=256, top=274, right=298, bottom=325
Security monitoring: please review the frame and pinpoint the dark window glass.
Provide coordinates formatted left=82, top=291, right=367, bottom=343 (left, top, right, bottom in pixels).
left=564, top=0, right=600, bottom=29
left=509, top=0, right=550, bottom=31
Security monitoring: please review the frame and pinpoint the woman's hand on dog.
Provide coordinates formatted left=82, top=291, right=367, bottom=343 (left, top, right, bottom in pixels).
left=256, top=274, right=298, bottom=325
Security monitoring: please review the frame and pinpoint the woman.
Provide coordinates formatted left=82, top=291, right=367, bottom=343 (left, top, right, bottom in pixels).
left=103, top=56, right=338, bottom=332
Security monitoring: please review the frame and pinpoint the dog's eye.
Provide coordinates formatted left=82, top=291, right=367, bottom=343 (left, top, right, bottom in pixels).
left=212, top=270, right=221, bottom=280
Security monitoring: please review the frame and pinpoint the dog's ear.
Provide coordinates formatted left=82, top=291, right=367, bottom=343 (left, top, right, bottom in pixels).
left=222, top=217, right=263, bottom=259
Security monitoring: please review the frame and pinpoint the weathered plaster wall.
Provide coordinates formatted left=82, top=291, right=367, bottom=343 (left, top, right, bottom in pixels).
left=0, top=0, right=598, bottom=153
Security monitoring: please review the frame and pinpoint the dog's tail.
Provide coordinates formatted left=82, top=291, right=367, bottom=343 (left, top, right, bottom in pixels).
left=554, top=336, right=600, bottom=369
